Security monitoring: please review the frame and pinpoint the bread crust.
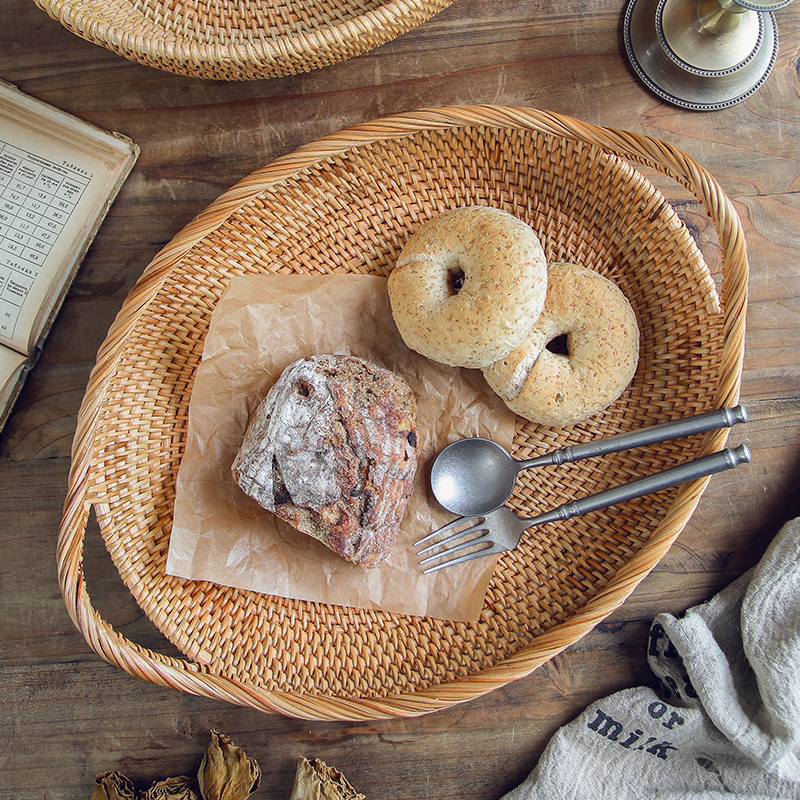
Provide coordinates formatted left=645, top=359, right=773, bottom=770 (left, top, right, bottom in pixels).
left=388, top=206, right=547, bottom=368
left=483, top=262, right=639, bottom=426
left=232, top=355, right=418, bottom=567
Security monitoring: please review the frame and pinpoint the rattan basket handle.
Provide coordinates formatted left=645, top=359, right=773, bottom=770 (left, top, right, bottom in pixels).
left=58, top=105, right=748, bottom=720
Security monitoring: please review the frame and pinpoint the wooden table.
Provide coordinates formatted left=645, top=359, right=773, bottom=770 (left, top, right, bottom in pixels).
left=1, top=2, right=798, bottom=798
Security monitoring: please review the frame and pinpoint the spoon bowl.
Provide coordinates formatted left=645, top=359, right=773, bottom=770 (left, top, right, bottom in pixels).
left=430, top=438, right=520, bottom=517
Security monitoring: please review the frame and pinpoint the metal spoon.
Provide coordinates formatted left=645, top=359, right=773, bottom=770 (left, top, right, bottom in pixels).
left=430, top=405, right=748, bottom=516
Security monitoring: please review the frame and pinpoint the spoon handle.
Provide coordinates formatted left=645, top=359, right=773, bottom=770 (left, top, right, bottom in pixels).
left=520, top=405, right=748, bottom=470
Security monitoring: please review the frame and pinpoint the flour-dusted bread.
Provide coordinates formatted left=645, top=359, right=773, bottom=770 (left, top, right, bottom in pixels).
left=232, top=354, right=418, bottom=568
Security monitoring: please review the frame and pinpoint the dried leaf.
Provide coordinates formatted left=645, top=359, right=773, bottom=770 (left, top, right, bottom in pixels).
left=197, top=730, right=261, bottom=800
left=288, top=757, right=365, bottom=800
left=90, top=772, right=137, bottom=800
left=143, top=775, right=202, bottom=800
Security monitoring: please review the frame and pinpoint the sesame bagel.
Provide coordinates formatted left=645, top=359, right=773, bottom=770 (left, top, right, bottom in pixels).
left=388, top=206, right=547, bottom=369
left=483, top=262, right=639, bottom=427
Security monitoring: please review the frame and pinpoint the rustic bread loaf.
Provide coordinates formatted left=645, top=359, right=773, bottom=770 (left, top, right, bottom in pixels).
left=232, top=354, right=418, bottom=568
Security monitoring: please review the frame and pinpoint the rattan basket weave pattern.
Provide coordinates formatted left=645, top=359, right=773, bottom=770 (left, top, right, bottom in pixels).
left=31, top=0, right=453, bottom=80
left=59, top=106, right=747, bottom=721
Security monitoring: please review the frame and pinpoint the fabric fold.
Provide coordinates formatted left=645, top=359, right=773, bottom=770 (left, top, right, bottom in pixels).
left=502, top=517, right=800, bottom=800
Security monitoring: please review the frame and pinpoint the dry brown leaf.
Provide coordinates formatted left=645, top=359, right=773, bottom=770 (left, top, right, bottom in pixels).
left=143, top=775, right=202, bottom=800
left=90, top=772, right=137, bottom=800
left=288, top=757, right=365, bottom=800
left=197, top=730, right=261, bottom=800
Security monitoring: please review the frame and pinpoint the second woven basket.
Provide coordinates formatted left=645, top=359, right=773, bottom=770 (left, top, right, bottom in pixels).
left=31, top=0, right=455, bottom=80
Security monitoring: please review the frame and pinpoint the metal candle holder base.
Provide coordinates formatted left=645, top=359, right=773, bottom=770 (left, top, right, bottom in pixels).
left=624, top=0, right=791, bottom=110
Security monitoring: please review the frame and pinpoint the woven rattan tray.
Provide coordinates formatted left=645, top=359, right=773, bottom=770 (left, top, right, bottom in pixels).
left=31, top=0, right=453, bottom=80
left=59, top=106, right=747, bottom=721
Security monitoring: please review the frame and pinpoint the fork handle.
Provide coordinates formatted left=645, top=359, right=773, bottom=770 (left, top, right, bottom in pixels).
left=522, top=405, right=747, bottom=470
left=534, top=445, right=752, bottom=526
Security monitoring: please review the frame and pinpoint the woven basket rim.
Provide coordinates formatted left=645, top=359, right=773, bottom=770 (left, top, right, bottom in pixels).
left=58, top=105, right=748, bottom=720
left=33, top=0, right=455, bottom=79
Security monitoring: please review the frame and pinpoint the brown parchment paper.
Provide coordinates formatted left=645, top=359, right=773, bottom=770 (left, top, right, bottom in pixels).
left=166, top=274, right=516, bottom=621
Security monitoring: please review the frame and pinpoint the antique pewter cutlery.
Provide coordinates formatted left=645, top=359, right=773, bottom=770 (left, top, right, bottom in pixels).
left=417, top=444, right=752, bottom=573
left=430, top=405, right=748, bottom=517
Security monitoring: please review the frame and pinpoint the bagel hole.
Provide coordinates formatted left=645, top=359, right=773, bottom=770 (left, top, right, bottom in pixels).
left=546, top=333, right=570, bottom=357
left=447, top=265, right=466, bottom=295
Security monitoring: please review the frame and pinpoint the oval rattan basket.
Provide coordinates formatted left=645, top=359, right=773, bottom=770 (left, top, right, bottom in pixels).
left=59, top=105, right=747, bottom=721
left=31, top=0, right=453, bottom=80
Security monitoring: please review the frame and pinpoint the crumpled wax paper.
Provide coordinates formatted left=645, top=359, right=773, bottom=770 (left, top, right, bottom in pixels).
left=166, top=274, right=515, bottom=621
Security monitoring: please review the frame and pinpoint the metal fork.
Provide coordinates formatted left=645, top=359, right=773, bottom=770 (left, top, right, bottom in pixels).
left=415, top=444, right=752, bottom=573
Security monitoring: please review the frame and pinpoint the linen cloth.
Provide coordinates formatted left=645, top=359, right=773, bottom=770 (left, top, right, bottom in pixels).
left=502, top=517, right=800, bottom=800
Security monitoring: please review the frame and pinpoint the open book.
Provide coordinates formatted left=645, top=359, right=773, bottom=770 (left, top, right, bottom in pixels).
left=0, top=81, right=138, bottom=433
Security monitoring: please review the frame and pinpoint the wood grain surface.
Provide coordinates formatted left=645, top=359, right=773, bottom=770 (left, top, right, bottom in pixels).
left=1, top=1, right=798, bottom=798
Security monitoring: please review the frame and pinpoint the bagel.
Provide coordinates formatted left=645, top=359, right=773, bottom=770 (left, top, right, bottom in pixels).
left=483, top=262, right=639, bottom=427
left=388, top=206, right=547, bottom=369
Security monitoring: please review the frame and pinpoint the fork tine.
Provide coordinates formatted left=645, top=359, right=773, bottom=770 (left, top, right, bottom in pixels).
left=417, top=526, right=492, bottom=561
left=420, top=542, right=500, bottom=573
left=415, top=517, right=487, bottom=555
left=414, top=514, right=483, bottom=548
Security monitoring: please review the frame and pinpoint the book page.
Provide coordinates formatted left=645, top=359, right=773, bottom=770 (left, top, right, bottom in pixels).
left=0, top=81, right=138, bottom=355
left=0, top=344, right=28, bottom=428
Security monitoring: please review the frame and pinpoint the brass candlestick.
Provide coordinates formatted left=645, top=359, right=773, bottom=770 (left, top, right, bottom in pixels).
left=624, top=0, right=793, bottom=110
